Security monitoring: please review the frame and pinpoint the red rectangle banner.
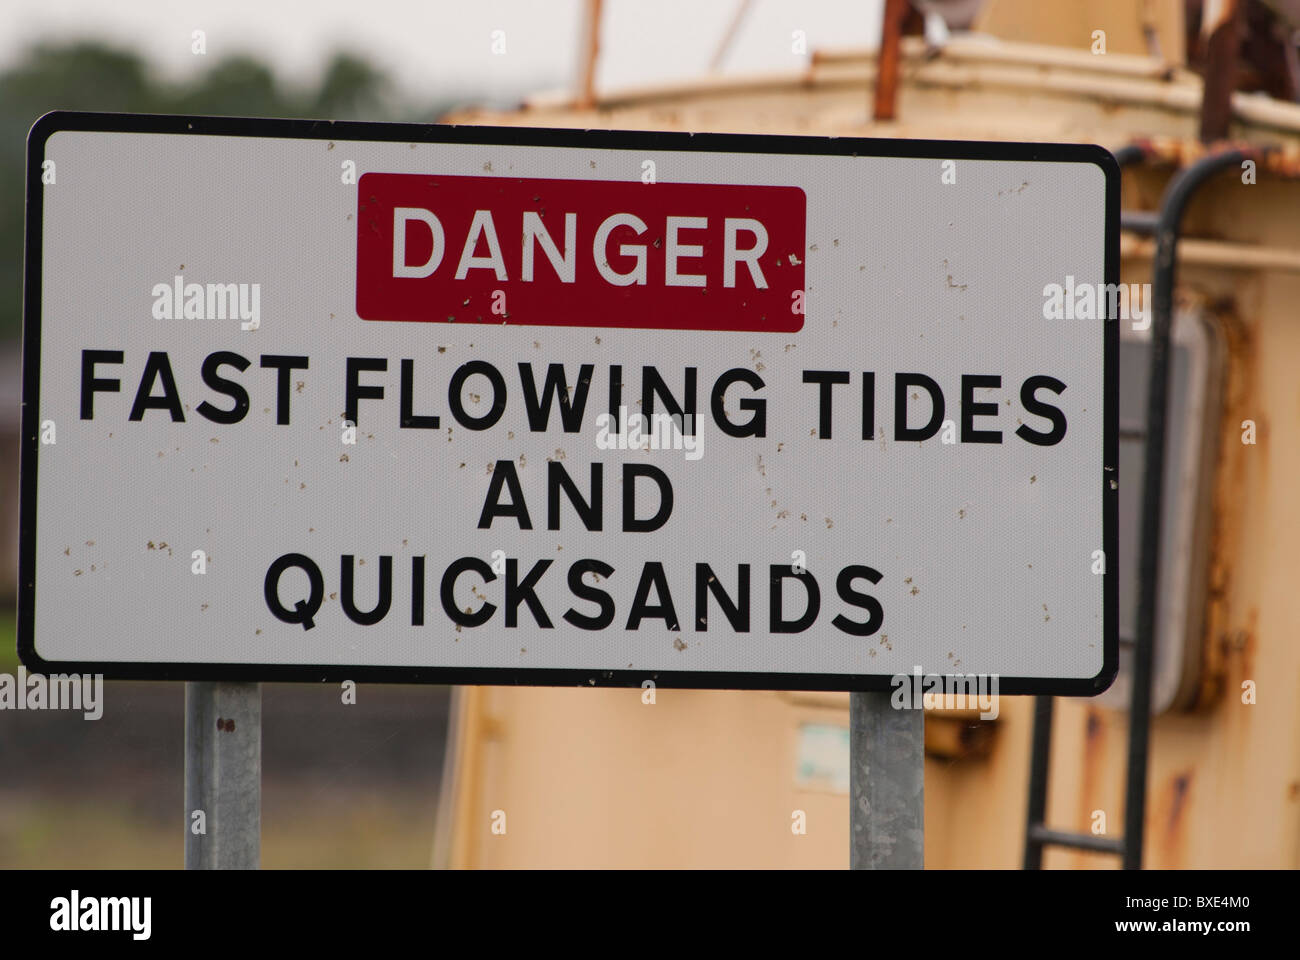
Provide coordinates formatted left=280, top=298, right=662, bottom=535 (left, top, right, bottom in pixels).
left=356, top=173, right=806, bottom=333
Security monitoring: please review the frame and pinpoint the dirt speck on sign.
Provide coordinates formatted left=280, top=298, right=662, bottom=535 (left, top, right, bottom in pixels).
left=673, top=637, right=687, bottom=652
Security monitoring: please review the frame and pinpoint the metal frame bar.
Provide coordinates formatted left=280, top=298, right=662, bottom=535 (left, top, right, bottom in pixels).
left=1121, top=145, right=1256, bottom=870
left=185, top=681, right=261, bottom=869
left=850, top=691, right=924, bottom=869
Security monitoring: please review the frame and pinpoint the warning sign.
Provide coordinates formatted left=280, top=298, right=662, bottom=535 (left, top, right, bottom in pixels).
left=20, top=113, right=1117, bottom=692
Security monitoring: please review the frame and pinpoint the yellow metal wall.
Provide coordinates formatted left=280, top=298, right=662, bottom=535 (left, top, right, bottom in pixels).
left=440, top=42, right=1300, bottom=869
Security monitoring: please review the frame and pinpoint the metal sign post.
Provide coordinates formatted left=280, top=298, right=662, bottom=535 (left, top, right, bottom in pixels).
left=850, top=691, right=924, bottom=869
left=184, top=681, right=261, bottom=869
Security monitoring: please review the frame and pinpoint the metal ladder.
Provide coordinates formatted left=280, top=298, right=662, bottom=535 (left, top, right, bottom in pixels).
left=1022, top=143, right=1260, bottom=871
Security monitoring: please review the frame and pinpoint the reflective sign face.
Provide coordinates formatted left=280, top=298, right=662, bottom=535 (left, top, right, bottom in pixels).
left=21, top=113, right=1117, bottom=693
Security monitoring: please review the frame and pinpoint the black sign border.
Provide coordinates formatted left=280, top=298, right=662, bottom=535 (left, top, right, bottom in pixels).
left=20, top=110, right=1119, bottom=694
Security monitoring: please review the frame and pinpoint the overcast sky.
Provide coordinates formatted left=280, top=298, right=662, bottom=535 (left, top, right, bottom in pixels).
left=1, top=0, right=884, bottom=104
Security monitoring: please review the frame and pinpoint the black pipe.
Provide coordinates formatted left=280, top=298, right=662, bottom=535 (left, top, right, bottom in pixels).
left=1022, top=696, right=1054, bottom=868
left=1112, top=143, right=1148, bottom=168
left=1121, top=210, right=1160, bottom=236
left=1123, top=146, right=1257, bottom=870
left=1029, top=825, right=1124, bottom=856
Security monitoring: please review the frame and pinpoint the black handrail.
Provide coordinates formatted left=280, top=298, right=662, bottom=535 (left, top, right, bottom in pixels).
left=1024, top=142, right=1270, bottom=870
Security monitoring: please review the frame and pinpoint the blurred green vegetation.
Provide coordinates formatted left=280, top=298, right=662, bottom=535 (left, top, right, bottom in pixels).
left=0, top=606, right=15, bottom=671
left=1, top=790, right=437, bottom=868
left=0, top=41, right=465, bottom=341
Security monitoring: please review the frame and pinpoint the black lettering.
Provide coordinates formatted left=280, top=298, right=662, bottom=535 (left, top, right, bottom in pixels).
left=506, top=558, right=553, bottom=628
left=400, top=359, right=440, bottom=429
left=441, top=557, right=497, bottom=627
left=861, top=372, right=876, bottom=440
left=641, top=367, right=696, bottom=434
left=894, top=373, right=944, bottom=441
left=961, top=374, right=1002, bottom=444
left=770, top=565, right=820, bottom=633
left=548, top=461, right=602, bottom=531
left=129, top=351, right=185, bottom=422
left=80, top=349, right=122, bottom=420
left=345, top=357, right=386, bottom=426
left=519, top=362, right=593, bottom=432
left=340, top=554, right=392, bottom=625
left=197, top=351, right=251, bottom=425
left=626, top=561, right=679, bottom=630
left=478, top=460, right=533, bottom=529
left=711, top=368, right=766, bottom=438
left=608, top=364, right=623, bottom=432
left=449, top=360, right=506, bottom=429
left=564, top=559, right=616, bottom=630
left=259, top=355, right=308, bottom=425
left=412, top=555, right=426, bottom=626
left=264, top=552, right=325, bottom=631
left=1016, top=375, right=1068, bottom=446
left=803, top=370, right=850, bottom=439
left=832, top=565, right=884, bottom=636
left=695, top=563, right=750, bottom=632
left=623, top=463, right=673, bottom=532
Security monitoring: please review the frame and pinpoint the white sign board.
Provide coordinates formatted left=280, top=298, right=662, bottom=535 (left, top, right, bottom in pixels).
left=21, top=113, right=1117, bottom=692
